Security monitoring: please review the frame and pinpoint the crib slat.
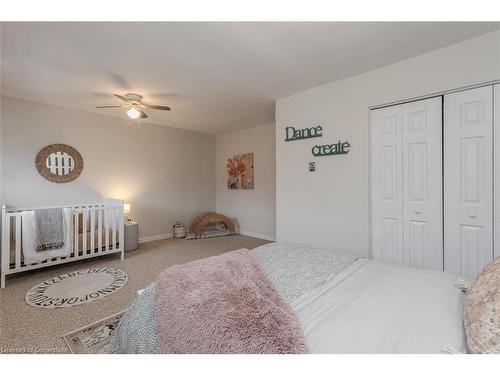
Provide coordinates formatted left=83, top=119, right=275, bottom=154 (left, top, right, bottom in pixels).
left=118, top=207, right=125, bottom=260
left=98, top=209, right=103, bottom=252
left=2, top=217, right=10, bottom=271
left=112, top=208, right=117, bottom=250
left=82, top=209, right=88, bottom=254
left=105, top=209, right=110, bottom=252
left=15, top=216, right=21, bottom=269
left=90, top=209, right=95, bottom=253
left=74, top=210, right=79, bottom=257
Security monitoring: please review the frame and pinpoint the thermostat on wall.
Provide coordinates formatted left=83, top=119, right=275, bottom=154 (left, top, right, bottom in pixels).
left=308, top=162, right=316, bottom=172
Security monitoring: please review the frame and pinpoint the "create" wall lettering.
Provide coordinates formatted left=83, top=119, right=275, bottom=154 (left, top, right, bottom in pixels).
left=312, top=141, right=350, bottom=157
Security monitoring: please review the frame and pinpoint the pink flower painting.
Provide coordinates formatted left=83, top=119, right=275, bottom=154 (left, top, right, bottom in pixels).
left=227, top=152, right=254, bottom=189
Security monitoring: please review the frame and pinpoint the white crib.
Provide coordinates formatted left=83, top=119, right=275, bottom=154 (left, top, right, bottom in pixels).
left=1, top=199, right=124, bottom=288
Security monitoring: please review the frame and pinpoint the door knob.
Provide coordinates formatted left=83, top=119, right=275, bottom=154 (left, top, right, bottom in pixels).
left=469, top=213, right=477, bottom=219
left=415, top=209, right=421, bottom=214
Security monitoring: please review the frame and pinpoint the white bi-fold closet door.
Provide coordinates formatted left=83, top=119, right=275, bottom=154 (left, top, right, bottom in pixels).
left=444, top=86, right=494, bottom=280
left=371, top=84, right=498, bottom=278
left=371, top=97, right=443, bottom=270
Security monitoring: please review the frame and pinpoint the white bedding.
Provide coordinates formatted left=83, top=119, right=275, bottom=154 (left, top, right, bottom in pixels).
left=292, top=259, right=467, bottom=353
left=108, top=243, right=467, bottom=354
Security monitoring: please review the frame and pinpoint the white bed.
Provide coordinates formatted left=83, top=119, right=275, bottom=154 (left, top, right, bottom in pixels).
left=108, top=243, right=466, bottom=354
left=293, top=259, right=466, bottom=353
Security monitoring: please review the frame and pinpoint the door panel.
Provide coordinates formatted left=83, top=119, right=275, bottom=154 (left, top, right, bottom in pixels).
left=371, top=106, right=404, bottom=265
left=407, top=142, right=427, bottom=201
left=382, top=146, right=398, bottom=199
left=380, top=218, right=400, bottom=264
left=408, top=220, right=428, bottom=268
left=444, top=86, right=493, bottom=278
left=461, top=137, right=484, bottom=203
left=371, top=97, right=442, bottom=269
left=460, top=225, right=487, bottom=280
left=402, top=97, right=443, bottom=270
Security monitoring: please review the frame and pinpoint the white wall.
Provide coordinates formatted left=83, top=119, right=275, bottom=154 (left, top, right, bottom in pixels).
left=276, top=30, right=500, bottom=257
left=0, top=96, right=216, bottom=240
left=216, top=123, right=276, bottom=240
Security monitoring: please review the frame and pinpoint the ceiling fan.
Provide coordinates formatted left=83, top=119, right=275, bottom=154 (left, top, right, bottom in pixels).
left=96, top=93, right=171, bottom=119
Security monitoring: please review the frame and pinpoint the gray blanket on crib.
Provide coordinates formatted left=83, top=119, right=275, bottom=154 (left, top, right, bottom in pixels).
left=107, top=242, right=357, bottom=354
left=35, top=208, right=65, bottom=252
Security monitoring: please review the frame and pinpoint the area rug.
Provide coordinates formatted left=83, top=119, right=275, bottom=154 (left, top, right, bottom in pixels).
left=25, top=267, right=128, bottom=308
left=62, top=310, right=126, bottom=353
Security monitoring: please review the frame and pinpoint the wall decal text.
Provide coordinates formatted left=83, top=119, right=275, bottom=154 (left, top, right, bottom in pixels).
left=285, top=126, right=323, bottom=142
left=312, top=141, right=350, bottom=157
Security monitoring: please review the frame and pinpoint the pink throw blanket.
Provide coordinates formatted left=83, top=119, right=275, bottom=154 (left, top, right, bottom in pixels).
left=155, top=248, right=309, bottom=354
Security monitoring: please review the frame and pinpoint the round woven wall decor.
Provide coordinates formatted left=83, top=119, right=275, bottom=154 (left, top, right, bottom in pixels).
left=35, top=144, right=84, bottom=183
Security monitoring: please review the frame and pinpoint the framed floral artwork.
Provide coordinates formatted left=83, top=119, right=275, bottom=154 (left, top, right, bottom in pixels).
left=227, top=152, right=254, bottom=189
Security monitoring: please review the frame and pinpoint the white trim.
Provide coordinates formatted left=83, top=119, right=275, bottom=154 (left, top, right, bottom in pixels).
left=138, top=231, right=276, bottom=244
left=368, top=104, right=373, bottom=260
left=369, top=79, right=500, bottom=111
left=239, top=230, right=276, bottom=242
left=494, top=83, right=500, bottom=259
left=138, top=233, right=173, bottom=244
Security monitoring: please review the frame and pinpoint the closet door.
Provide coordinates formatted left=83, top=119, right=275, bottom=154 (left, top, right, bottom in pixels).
left=371, top=106, right=404, bottom=265
left=444, top=86, right=493, bottom=279
left=372, top=97, right=443, bottom=269
left=402, top=97, right=443, bottom=270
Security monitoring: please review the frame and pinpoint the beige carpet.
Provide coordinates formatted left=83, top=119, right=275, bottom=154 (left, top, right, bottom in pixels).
left=0, top=235, right=269, bottom=354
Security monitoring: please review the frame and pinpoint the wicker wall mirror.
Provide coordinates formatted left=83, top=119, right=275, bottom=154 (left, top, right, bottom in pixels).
left=35, top=144, right=84, bottom=183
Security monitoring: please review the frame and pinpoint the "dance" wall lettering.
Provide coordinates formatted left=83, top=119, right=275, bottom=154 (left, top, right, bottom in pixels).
left=285, top=126, right=323, bottom=142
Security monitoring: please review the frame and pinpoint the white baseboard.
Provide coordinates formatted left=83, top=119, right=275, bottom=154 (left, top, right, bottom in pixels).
left=239, top=231, right=276, bottom=242
left=138, top=233, right=173, bottom=244
left=138, top=231, right=276, bottom=243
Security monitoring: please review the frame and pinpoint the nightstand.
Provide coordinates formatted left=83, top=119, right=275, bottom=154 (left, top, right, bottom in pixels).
left=124, top=221, right=139, bottom=251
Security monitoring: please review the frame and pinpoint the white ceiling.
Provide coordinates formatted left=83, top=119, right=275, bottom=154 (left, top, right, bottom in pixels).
left=1, top=22, right=499, bottom=134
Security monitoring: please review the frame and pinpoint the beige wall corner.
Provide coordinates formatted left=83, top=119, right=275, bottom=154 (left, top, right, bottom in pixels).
left=216, top=123, right=276, bottom=240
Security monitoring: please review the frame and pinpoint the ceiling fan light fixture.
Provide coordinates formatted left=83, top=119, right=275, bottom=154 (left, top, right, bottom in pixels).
left=127, top=107, right=141, bottom=119
left=96, top=92, right=168, bottom=120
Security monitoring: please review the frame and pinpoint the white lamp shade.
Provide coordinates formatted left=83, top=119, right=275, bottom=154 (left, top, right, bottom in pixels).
left=123, top=203, right=131, bottom=215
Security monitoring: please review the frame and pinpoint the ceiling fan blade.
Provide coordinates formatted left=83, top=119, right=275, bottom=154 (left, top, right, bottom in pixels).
left=96, top=105, right=126, bottom=108
left=92, top=91, right=113, bottom=97
left=139, top=110, right=148, bottom=119
left=148, top=92, right=178, bottom=98
left=112, top=74, right=132, bottom=90
left=143, top=104, right=171, bottom=111
left=114, top=94, right=130, bottom=102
